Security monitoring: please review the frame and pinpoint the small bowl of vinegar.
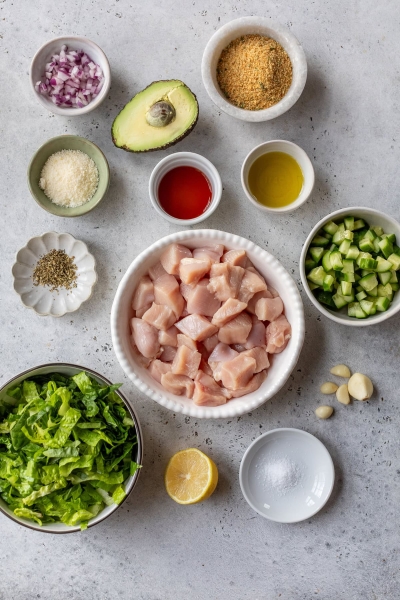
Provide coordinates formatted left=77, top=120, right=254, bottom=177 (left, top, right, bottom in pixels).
left=241, top=140, right=314, bottom=213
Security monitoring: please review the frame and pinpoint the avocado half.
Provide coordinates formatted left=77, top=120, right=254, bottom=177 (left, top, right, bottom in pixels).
left=112, top=80, right=199, bottom=152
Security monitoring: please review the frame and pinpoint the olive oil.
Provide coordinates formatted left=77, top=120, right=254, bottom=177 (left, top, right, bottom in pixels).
left=248, top=152, right=304, bottom=208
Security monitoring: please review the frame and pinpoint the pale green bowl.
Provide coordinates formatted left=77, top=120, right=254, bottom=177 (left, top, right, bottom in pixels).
left=28, top=135, right=110, bottom=217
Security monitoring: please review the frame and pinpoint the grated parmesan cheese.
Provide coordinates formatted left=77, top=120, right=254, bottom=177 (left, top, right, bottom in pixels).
left=39, top=149, right=99, bottom=208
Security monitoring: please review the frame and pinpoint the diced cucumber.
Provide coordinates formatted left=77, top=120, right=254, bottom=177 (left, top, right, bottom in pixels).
left=323, top=274, right=335, bottom=292
left=308, top=282, right=320, bottom=291
left=368, top=286, right=378, bottom=297
left=378, top=272, right=392, bottom=285
left=342, top=259, right=355, bottom=273
left=347, top=302, right=367, bottom=318
left=388, top=253, right=400, bottom=270
left=307, top=266, right=326, bottom=287
left=361, top=269, right=374, bottom=277
left=332, top=292, right=348, bottom=309
left=386, top=233, right=396, bottom=244
left=359, top=273, right=378, bottom=291
left=377, top=283, right=393, bottom=299
left=317, top=291, right=336, bottom=308
left=309, top=247, right=325, bottom=263
left=305, top=258, right=317, bottom=272
left=375, top=258, right=393, bottom=272
left=365, top=229, right=377, bottom=241
left=356, top=290, right=367, bottom=301
left=375, top=296, right=390, bottom=312
left=346, top=245, right=359, bottom=260
left=360, top=300, right=374, bottom=315
left=373, top=237, right=381, bottom=253
left=332, top=229, right=346, bottom=245
left=356, top=252, right=372, bottom=267
left=322, top=251, right=332, bottom=272
left=344, top=216, right=354, bottom=231
left=342, top=292, right=355, bottom=303
left=371, top=225, right=384, bottom=236
left=312, top=235, right=330, bottom=247
left=359, top=257, right=378, bottom=270
left=393, top=244, right=400, bottom=257
left=340, top=272, right=355, bottom=283
left=330, top=250, right=343, bottom=271
left=389, top=271, right=398, bottom=283
left=341, top=281, right=353, bottom=296
left=323, top=221, right=339, bottom=236
left=359, top=238, right=375, bottom=253
left=354, top=273, right=361, bottom=282
left=339, top=239, right=352, bottom=255
left=353, top=219, right=366, bottom=230
left=391, top=283, right=399, bottom=291
left=378, top=237, right=394, bottom=258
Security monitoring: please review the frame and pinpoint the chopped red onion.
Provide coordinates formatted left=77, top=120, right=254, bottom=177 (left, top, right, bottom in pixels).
left=36, top=44, right=105, bottom=108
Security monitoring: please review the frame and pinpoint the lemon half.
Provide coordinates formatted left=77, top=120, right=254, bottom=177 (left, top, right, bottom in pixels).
left=165, top=448, right=218, bottom=505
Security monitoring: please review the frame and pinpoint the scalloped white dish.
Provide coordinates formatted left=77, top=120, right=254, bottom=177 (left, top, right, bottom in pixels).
left=12, top=232, right=97, bottom=317
left=111, top=230, right=305, bottom=419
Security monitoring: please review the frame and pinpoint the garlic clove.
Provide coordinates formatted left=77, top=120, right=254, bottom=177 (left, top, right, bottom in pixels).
left=320, top=382, right=338, bottom=394
left=347, top=373, right=373, bottom=401
left=336, top=384, right=350, bottom=405
left=330, top=364, right=351, bottom=378
left=315, top=405, right=334, bottom=419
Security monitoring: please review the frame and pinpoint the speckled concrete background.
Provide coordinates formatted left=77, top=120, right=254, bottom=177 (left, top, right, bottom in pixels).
left=0, top=1, right=399, bottom=599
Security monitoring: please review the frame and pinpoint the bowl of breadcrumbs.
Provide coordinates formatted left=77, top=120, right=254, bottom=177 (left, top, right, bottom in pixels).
left=201, top=17, right=307, bottom=122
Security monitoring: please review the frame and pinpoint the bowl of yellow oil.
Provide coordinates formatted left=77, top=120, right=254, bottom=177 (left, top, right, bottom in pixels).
left=241, top=140, right=314, bottom=213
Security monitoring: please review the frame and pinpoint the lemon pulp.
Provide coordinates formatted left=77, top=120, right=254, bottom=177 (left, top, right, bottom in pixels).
left=248, top=151, right=304, bottom=208
left=165, top=448, right=218, bottom=505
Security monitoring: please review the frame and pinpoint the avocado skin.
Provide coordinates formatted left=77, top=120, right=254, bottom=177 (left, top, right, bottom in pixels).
left=111, top=80, right=199, bottom=153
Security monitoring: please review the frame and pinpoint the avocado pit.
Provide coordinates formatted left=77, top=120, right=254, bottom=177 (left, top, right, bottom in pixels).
left=146, top=101, right=176, bottom=127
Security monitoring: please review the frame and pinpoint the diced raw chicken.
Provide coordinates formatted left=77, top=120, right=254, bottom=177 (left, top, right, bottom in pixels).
left=247, top=266, right=267, bottom=281
left=132, top=276, right=154, bottom=311
left=255, top=296, right=284, bottom=322
left=221, top=249, right=248, bottom=268
left=230, top=370, right=268, bottom=398
left=177, top=333, right=197, bottom=351
left=160, top=243, right=192, bottom=276
left=159, top=325, right=178, bottom=347
left=142, top=303, right=177, bottom=331
left=154, top=274, right=185, bottom=318
left=130, top=341, right=151, bottom=368
left=159, top=345, right=177, bottom=362
left=180, top=282, right=194, bottom=302
left=179, top=258, right=211, bottom=285
left=186, top=279, right=221, bottom=317
left=237, top=269, right=268, bottom=303
left=199, top=358, right=214, bottom=377
left=131, top=318, right=160, bottom=358
left=148, top=261, right=168, bottom=282
left=218, top=312, right=252, bottom=345
left=193, top=371, right=227, bottom=406
left=266, top=315, right=292, bottom=354
left=244, top=317, right=266, bottom=349
left=241, top=347, right=270, bottom=372
left=217, top=354, right=257, bottom=390
left=176, top=314, right=218, bottom=342
left=171, top=344, right=201, bottom=379
left=207, top=263, right=244, bottom=301
left=135, top=304, right=151, bottom=319
left=148, top=359, right=172, bottom=383
left=267, top=285, right=279, bottom=298
left=192, top=244, right=224, bottom=264
left=202, top=334, right=219, bottom=354
left=208, top=343, right=239, bottom=365
left=161, top=372, right=194, bottom=398
left=232, top=344, right=247, bottom=352
left=211, top=298, right=247, bottom=327
left=247, top=290, right=273, bottom=315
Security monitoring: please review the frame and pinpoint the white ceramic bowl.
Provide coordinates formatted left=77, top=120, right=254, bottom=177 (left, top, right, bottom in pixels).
left=241, top=140, right=315, bottom=213
left=0, top=363, right=143, bottom=534
left=300, top=207, right=400, bottom=326
left=239, top=428, right=335, bottom=523
left=30, top=36, right=111, bottom=116
left=201, top=17, right=307, bottom=122
left=148, top=152, right=222, bottom=225
left=111, top=229, right=305, bottom=419
left=12, top=232, right=97, bottom=317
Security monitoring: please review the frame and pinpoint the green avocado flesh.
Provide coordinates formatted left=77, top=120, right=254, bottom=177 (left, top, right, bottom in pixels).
left=112, top=80, right=199, bottom=152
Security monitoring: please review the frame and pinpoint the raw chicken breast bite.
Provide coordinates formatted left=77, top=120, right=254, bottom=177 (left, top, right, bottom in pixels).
left=148, top=359, right=172, bottom=383
left=221, top=249, right=248, bottom=267
left=186, top=279, right=221, bottom=317
left=244, top=317, right=266, bottom=349
left=142, top=303, right=177, bottom=331
left=180, top=282, right=194, bottom=302
left=171, top=344, right=201, bottom=379
left=192, top=244, right=224, bottom=264
left=211, top=298, right=247, bottom=327
left=241, top=347, right=270, bottom=372
left=154, top=274, right=185, bottom=318
left=131, top=318, right=160, bottom=359
left=202, top=334, right=219, bottom=354
left=218, top=312, right=252, bottom=345
left=179, top=258, right=211, bottom=285
left=161, top=373, right=194, bottom=398
left=132, top=276, right=154, bottom=311
left=255, top=296, right=284, bottom=322
left=193, top=371, right=227, bottom=406
left=208, top=342, right=239, bottom=365
left=266, top=315, right=291, bottom=354
left=159, top=345, right=177, bottom=362
left=177, top=333, right=198, bottom=351
left=230, top=370, right=268, bottom=398
left=160, top=243, right=192, bottom=276
left=159, top=325, right=178, bottom=347
left=247, top=290, right=273, bottom=315
left=135, top=304, right=152, bottom=319
left=237, top=269, right=268, bottom=303
left=217, top=354, right=257, bottom=390
left=148, top=261, right=168, bottom=282
left=176, top=314, right=218, bottom=342
left=207, top=263, right=244, bottom=302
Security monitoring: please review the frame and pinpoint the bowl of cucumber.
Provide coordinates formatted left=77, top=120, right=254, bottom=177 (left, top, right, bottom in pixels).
left=300, top=207, right=400, bottom=326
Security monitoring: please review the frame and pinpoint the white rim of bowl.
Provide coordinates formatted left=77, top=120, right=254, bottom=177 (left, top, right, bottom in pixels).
left=241, top=140, right=315, bottom=213
left=300, top=206, right=400, bottom=326
left=201, top=17, right=307, bottom=122
left=29, top=36, right=111, bottom=116
left=111, top=229, right=305, bottom=419
left=148, top=152, right=222, bottom=225
left=239, top=428, right=335, bottom=523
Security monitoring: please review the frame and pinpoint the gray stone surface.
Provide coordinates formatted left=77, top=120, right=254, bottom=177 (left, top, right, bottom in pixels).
left=0, top=1, right=399, bottom=599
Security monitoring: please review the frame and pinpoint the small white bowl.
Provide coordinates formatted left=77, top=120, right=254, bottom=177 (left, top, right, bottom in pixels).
left=201, top=17, right=307, bottom=122
left=241, top=140, right=315, bottom=213
left=12, top=232, right=97, bottom=317
left=300, top=207, right=400, bottom=326
left=111, top=229, right=305, bottom=419
left=239, top=428, right=335, bottom=523
left=30, top=36, right=111, bottom=116
left=148, top=152, right=222, bottom=225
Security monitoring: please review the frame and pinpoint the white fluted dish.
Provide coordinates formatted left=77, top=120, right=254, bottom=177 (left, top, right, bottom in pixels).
left=12, top=232, right=97, bottom=317
left=111, top=230, right=305, bottom=419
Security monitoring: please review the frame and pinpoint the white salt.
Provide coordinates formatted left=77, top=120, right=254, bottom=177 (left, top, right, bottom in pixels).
left=259, top=455, right=303, bottom=496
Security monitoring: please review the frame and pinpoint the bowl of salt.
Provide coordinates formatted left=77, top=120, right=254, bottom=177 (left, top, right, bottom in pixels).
left=239, top=428, right=335, bottom=523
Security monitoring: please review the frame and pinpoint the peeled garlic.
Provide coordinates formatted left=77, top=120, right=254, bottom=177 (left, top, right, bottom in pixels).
left=320, top=382, right=338, bottom=394
left=347, top=373, right=373, bottom=401
left=330, top=364, right=351, bottom=378
left=336, top=384, right=350, bottom=405
left=315, top=405, right=334, bottom=419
